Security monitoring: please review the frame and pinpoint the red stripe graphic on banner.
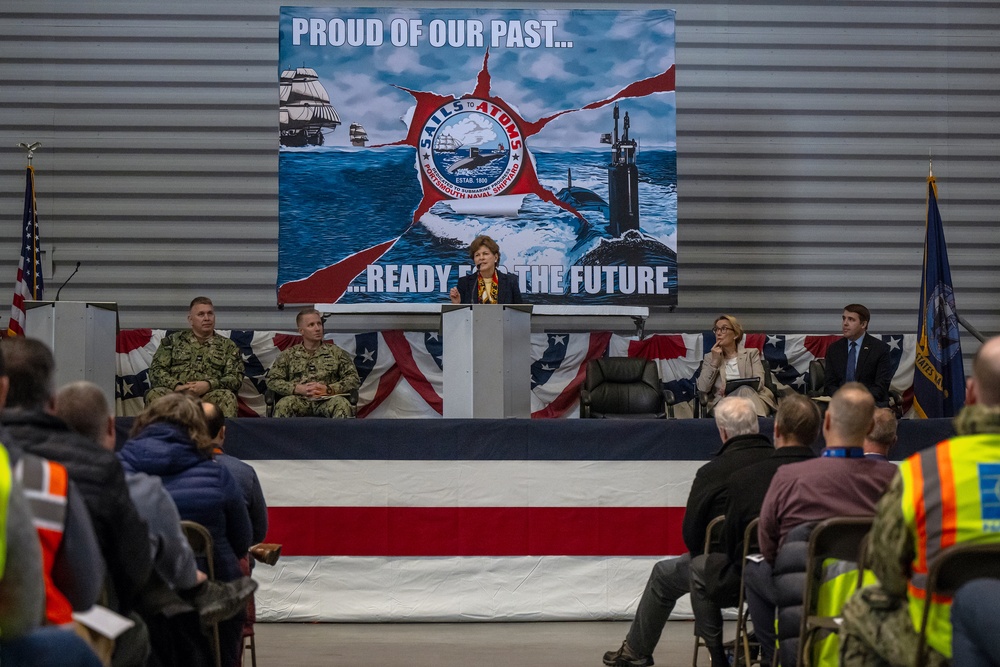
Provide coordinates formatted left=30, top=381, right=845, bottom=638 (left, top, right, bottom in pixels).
left=381, top=330, right=443, bottom=414
left=267, top=505, right=685, bottom=557
left=531, top=332, right=612, bottom=419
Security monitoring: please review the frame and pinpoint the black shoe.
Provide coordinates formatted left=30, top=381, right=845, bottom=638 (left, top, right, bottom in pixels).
left=602, top=641, right=654, bottom=667
left=190, top=577, right=258, bottom=626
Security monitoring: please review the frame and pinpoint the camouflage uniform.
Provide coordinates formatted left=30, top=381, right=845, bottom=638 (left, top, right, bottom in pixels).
left=840, top=405, right=1000, bottom=667
left=146, top=331, right=244, bottom=418
left=265, top=343, right=360, bottom=418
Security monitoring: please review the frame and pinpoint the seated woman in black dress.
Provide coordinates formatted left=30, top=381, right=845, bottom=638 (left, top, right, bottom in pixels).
left=449, top=235, right=523, bottom=304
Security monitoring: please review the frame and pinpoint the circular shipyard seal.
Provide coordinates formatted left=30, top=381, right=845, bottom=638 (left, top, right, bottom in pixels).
left=418, top=98, right=524, bottom=199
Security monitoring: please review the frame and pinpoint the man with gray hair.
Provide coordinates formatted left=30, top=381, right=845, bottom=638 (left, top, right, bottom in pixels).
left=863, top=407, right=897, bottom=461
left=603, top=396, right=774, bottom=667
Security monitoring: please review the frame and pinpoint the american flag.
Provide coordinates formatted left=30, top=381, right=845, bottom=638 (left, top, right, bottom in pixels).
left=7, top=166, right=43, bottom=336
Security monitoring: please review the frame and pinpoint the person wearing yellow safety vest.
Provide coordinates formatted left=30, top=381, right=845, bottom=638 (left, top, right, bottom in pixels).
left=841, top=335, right=1000, bottom=666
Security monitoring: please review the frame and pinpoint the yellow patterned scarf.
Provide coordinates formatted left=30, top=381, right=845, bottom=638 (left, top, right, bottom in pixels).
left=476, top=273, right=499, bottom=304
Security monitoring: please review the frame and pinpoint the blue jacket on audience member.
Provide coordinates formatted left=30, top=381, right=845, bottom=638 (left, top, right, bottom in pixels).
left=118, top=422, right=252, bottom=582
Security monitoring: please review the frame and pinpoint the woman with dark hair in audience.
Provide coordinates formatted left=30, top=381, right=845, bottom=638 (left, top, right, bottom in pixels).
left=118, top=392, right=252, bottom=667
left=696, top=314, right=776, bottom=417
left=449, top=234, right=523, bottom=304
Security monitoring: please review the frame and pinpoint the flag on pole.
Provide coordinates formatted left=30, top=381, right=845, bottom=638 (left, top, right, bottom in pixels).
left=913, top=174, right=965, bottom=418
left=7, top=166, right=43, bottom=337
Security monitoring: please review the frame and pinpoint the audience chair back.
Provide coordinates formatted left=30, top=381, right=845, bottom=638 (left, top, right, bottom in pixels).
left=692, top=516, right=726, bottom=667
left=579, top=357, right=671, bottom=418
left=734, top=518, right=762, bottom=667
left=797, top=516, right=874, bottom=667
left=915, top=541, right=1000, bottom=667
left=181, top=520, right=222, bottom=667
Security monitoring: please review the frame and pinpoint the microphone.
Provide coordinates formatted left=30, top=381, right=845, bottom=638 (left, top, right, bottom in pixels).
left=55, top=261, right=81, bottom=301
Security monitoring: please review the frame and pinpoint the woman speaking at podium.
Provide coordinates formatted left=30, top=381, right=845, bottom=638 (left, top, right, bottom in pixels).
left=449, top=235, right=524, bottom=305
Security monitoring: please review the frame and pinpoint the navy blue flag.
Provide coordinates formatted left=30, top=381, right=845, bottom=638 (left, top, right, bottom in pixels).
left=913, top=175, right=965, bottom=418
left=8, top=166, right=43, bottom=336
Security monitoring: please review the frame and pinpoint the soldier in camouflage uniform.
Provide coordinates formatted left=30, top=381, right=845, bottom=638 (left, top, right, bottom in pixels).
left=146, top=296, right=244, bottom=418
left=840, top=337, right=1000, bottom=667
left=265, top=308, right=360, bottom=418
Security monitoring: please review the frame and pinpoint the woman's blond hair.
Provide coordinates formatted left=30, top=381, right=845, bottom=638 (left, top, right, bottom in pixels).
left=130, top=392, right=212, bottom=457
left=714, top=314, right=744, bottom=344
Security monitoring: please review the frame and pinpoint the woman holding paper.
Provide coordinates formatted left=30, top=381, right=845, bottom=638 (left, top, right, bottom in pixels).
left=449, top=235, right=523, bottom=305
left=696, top=314, right=776, bottom=416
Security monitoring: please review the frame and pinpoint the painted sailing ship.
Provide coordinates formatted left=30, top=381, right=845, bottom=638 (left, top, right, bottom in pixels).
left=349, top=122, right=369, bottom=147
left=432, top=135, right=463, bottom=152
left=279, top=67, right=341, bottom=147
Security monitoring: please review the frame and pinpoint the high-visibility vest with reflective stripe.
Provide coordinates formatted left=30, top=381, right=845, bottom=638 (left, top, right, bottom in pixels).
left=899, top=433, right=1000, bottom=658
left=812, top=559, right=878, bottom=667
left=0, top=446, right=11, bottom=580
left=14, top=454, right=73, bottom=625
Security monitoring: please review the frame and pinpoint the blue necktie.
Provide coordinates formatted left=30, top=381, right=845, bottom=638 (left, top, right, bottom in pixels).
left=846, top=341, right=857, bottom=382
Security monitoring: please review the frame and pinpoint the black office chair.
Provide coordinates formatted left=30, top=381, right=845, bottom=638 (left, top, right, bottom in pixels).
left=579, top=357, right=674, bottom=418
left=808, top=357, right=904, bottom=418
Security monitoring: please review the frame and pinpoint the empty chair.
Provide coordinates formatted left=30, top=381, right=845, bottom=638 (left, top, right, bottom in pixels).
left=579, top=357, right=673, bottom=418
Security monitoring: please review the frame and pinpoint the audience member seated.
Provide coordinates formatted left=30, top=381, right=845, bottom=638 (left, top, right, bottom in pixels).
left=146, top=296, right=244, bottom=418
left=864, top=407, right=897, bottom=461
left=840, top=336, right=1000, bottom=666
left=0, top=337, right=154, bottom=665
left=690, top=394, right=820, bottom=646
left=744, top=383, right=896, bottom=667
left=602, top=396, right=775, bottom=667
left=202, top=402, right=268, bottom=545
left=950, top=579, right=1000, bottom=667
left=696, top=314, right=776, bottom=417
left=56, top=382, right=256, bottom=622
left=118, top=393, right=253, bottom=667
left=822, top=304, right=893, bottom=407
left=265, top=307, right=360, bottom=418
left=0, top=445, right=102, bottom=667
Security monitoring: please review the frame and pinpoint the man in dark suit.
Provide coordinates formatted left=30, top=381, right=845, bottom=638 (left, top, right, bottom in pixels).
left=823, top=303, right=893, bottom=406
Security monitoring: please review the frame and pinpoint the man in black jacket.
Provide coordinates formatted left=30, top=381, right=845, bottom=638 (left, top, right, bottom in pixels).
left=689, top=394, right=821, bottom=660
left=0, top=337, right=154, bottom=665
left=602, top=396, right=775, bottom=667
left=823, top=304, right=893, bottom=406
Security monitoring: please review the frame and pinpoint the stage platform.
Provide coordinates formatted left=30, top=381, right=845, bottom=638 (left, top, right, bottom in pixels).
left=115, top=416, right=954, bottom=622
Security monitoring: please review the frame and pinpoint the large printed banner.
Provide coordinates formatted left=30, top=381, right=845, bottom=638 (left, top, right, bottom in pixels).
left=277, top=7, right=678, bottom=306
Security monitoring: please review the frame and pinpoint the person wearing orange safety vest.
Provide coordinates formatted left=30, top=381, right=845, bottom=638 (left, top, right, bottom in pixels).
left=13, top=452, right=104, bottom=626
left=841, top=336, right=1000, bottom=666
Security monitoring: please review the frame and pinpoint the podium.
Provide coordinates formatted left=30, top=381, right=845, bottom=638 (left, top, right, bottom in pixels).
left=24, top=301, right=118, bottom=409
left=442, top=304, right=532, bottom=418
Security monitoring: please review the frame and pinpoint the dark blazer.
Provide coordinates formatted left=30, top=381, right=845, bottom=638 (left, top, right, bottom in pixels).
left=823, top=333, right=892, bottom=406
left=681, top=432, right=775, bottom=556
left=700, top=445, right=818, bottom=606
left=454, top=269, right=523, bottom=304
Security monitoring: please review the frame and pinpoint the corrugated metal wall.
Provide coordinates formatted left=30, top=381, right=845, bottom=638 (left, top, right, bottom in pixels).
left=1, top=1, right=997, bottom=360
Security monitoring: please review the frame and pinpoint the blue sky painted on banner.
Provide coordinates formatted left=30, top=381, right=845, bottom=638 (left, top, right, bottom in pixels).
left=279, top=7, right=676, bottom=149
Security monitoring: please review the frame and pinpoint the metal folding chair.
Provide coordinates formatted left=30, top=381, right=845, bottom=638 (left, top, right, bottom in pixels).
left=915, top=541, right=1000, bottom=667
left=733, top=518, right=761, bottom=667
left=181, top=520, right=222, bottom=667
left=797, top=516, right=874, bottom=667
left=692, top=515, right=726, bottom=667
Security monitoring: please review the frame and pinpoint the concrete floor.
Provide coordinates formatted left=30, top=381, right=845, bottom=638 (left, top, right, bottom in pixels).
left=250, top=620, right=735, bottom=667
